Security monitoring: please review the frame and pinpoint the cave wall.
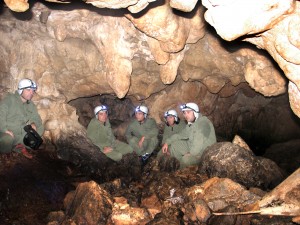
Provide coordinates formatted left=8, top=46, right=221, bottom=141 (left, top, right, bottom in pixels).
left=0, top=0, right=300, bottom=147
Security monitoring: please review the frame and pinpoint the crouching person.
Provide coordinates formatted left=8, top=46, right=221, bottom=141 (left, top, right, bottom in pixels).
left=87, top=105, right=133, bottom=162
left=161, top=102, right=216, bottom=169
left=0, top=78, right=44, bottom=159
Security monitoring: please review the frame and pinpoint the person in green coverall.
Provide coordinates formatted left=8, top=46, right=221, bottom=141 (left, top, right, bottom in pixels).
left=125, top=105, right=158, bottom=160
left=0, top=78, right=44, bottom=159
left=162, top=109, right=186, bottom=144
left=161, top=102, right=216, bottom=169
left=87, top=105, right=133, bottom=162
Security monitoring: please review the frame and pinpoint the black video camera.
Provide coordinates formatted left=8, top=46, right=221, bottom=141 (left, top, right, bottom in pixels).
left=23, top=125, right=43, bottom=150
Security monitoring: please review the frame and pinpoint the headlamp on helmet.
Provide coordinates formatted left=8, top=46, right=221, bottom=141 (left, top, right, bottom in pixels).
left=18, top=78, right=37, bottom=95
left=180, top=102, right=200, bottom=120
left=164, top=109, right=178, bottom=122
left=135, top=105, right=148, bottom=118
left=180, top=103, right=199, bottom=113
left=94, top=105, right=108, bottom=118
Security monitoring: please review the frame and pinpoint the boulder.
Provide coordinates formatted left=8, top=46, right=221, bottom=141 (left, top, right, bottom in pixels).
left=198, top=142, right=285, bottom=189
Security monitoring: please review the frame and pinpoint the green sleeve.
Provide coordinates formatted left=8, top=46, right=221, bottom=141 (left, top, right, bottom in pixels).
left=106, top=120, right=116, bottom=143
left=0, top=95, right=10, bottom=133
left=189, top=117, right=216, bottom=156
left=28, top=103, right=44, bottom=136
left=144, top=118, right=158, bottom=139
left=125, top=121, right=134, bottom=143
left=162, top=125, right=169, bottom=144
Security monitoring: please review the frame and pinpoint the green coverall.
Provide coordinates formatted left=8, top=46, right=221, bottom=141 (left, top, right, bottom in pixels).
left=0, top=91, right=44, bottom=153
left=162, top=120, right=186, bottom=144
left=87, top=118, right=133, bottom=161
left=165, top=116, right=216, bottom=168
left=125, top=118, right=159, bottom=156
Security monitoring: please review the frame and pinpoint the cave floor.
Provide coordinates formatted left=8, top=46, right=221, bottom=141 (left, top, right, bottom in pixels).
left=0, top=147, right=79, bottom=225
left=0, top=146, right=296, bottom=225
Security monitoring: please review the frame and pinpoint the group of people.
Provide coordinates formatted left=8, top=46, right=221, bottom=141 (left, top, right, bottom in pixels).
left=0, top=78, right=217, bottom=169
left=87, top=102, right=217, bottom=169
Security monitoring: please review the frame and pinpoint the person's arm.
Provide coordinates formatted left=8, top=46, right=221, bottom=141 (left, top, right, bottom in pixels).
left=0, top=96, right=10, bottom=133
left=161, top=143, right=169, bottom=155
left=162, top=125, right=168, bottom=144
left=125, top=121, right=138, bottom=143
left=189, top=117, right=216, bottom=156
left=28, top=103, right=44, bottom=136
left=106, top=120, right=116, bottom=143
left=144, top=119, right=158, bottom=138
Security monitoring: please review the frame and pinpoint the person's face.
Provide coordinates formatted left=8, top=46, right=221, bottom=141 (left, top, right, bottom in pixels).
left=183, top=110, right=195, bottom=123
left=21, top=88, right=35, bottom=102
left=97, top=111, right=108, bottom=123
left=166, top=116, right=175, bottom=126
left=135, top=111, right=145, bottom=122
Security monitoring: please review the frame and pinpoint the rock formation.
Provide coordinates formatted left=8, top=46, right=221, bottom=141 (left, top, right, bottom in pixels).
left=202, top=0, right=300, bottom=117
left=0, top=0, right=300, bottom=154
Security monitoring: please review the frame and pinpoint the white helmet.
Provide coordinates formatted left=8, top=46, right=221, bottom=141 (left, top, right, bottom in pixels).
left=180, top=102, right=200, bottom=120
left=94, top=105, right=108, bottom=118
left=18, top=78, right=37, bottom=95
left=164, top=109, right=178, bottom=122
left=135, top=105, right=148, bottom=118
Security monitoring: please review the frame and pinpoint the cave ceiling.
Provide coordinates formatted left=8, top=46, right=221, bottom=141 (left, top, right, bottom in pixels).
left=0, top=0, right=300, bottom=142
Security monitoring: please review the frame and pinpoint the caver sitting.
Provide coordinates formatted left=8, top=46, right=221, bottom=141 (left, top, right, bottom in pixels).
left=87, top=105, right=133, bottom=161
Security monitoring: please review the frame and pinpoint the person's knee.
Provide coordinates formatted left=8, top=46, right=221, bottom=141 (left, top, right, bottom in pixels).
left=113, top=152, right=123, bottom=162
left=126, top=145, right=134, bottom=154
left=182, top=155, right=199, bottom=168
left=0, top=133, right=14, bottom=153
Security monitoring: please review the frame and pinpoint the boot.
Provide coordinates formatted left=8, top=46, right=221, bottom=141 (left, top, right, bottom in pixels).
left=21, top=148, right=33, bottom=159
left=15, top=144, right=33, bottom=159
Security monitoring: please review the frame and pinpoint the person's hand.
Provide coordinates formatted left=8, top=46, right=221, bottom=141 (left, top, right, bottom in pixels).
left=30, top=123, right=37, bottom=131
left=103, top=146, right=113, bottom=154
left=5, top=130, right=14, bottom=138
left=138, top=136, right=145, bottom=148
left=162, top=143, right=169, bottom=155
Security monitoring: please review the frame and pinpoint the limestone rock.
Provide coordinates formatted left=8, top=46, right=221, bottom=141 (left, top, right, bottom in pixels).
left=202, top=0, right=294, bottom=41
left=259, top=168, right=300, bottom=216
left=62, top=181, right=113, bottom=224
left=198, top=142, right=285, bottom=189
left=186, top=177, right=261, bottom=212
left=183, top=199, right=211, bottom=223
left=4, top=0, right=29, bottom=12
left=232, top=134, right=251, bottom=151
left=140, top=193, right=162, bottom=218
left=202, top=0, right=300, bottom=117
left=170, top=0, right=198, bottom=12
left=0, top=0, right=299, bottom=159
left=289, top=81, right=300, bottom=117
left=110, top=202, right=152, bottom=224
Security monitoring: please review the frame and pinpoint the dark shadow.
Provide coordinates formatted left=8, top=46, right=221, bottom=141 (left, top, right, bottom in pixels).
left=125, top=0, right=165, bottom=19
